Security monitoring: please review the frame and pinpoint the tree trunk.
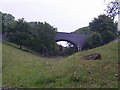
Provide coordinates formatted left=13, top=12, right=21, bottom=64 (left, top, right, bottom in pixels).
left=20, top=45, right=22, bottom=50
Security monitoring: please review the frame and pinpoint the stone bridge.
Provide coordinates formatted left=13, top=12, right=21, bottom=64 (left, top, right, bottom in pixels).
left=55, top=32, right=88, bottom=51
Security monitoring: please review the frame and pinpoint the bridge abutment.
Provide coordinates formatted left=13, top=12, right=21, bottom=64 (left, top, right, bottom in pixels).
left=77, top=45, right=82, bottom=52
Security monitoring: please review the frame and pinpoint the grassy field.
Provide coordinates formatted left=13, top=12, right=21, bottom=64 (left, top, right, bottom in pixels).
left=2, top=40, right=119, bottom=88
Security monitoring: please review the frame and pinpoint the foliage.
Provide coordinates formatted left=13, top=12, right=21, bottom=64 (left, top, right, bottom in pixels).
left=83, top=32, right=103, bottom=49
left=106, top=0, right=119, bottom=20
left=63, top=43, right=77, bottom=56
left=73, top=14, right=117, bottom=49
left=89, top=14, right=117, bottom=44
left=58, top=43, right=77, bottom=56
left=2, top=13, right=15, bottom=34
left=28, top=21, right=57, bottom=55
left=7, top=18, right=31, bottom=49
left=73, top=26, right=92, bottom=35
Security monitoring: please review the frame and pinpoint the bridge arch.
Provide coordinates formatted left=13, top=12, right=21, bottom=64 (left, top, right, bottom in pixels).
left=56, top=39, right=78, bottom=51
left=55, top=32, right=87, bottom=52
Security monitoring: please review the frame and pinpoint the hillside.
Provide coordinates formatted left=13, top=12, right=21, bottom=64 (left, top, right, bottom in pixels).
left=2, top=40, right=118, bottom=88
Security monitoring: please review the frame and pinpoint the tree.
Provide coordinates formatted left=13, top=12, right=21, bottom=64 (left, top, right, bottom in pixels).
left=105, top=0, right=120, bottom=32
left=83, top=32, right=103, bottom=49
left=7, top=18, right=31, bottom=49
left=28, top=21, right=57, bottom=56
left=106, top=0, right=119, bottom=20
left=2, top=13, right=15, bottom=34
left=89, top=14, right=117, bottom=44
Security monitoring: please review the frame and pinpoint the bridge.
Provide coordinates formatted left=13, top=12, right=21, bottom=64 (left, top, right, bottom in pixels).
left=55, top=32, right=88, bottom=51
left=2, top=32, right=88, bottom=52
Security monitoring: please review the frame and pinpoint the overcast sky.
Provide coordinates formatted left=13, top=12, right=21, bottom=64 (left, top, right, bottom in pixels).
left=0, top=0, right=110, bottom=32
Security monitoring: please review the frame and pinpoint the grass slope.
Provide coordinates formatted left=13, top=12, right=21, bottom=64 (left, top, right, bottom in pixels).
left=2, top=40, right=118, bottom=88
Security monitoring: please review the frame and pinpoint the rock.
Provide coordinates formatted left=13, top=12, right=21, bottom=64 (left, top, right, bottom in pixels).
left=81, top=53, right=101, bottom=60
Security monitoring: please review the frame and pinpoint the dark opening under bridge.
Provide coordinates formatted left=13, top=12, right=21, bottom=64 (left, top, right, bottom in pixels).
left=55, top=32, right=88, bottom=51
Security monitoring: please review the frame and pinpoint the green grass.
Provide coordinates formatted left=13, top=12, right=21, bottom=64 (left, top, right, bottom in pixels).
left=2, top=40, right=119, bottom=88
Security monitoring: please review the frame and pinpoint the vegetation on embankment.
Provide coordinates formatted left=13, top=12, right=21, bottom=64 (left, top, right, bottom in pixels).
left=2, top=40, right=118, bottom=88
